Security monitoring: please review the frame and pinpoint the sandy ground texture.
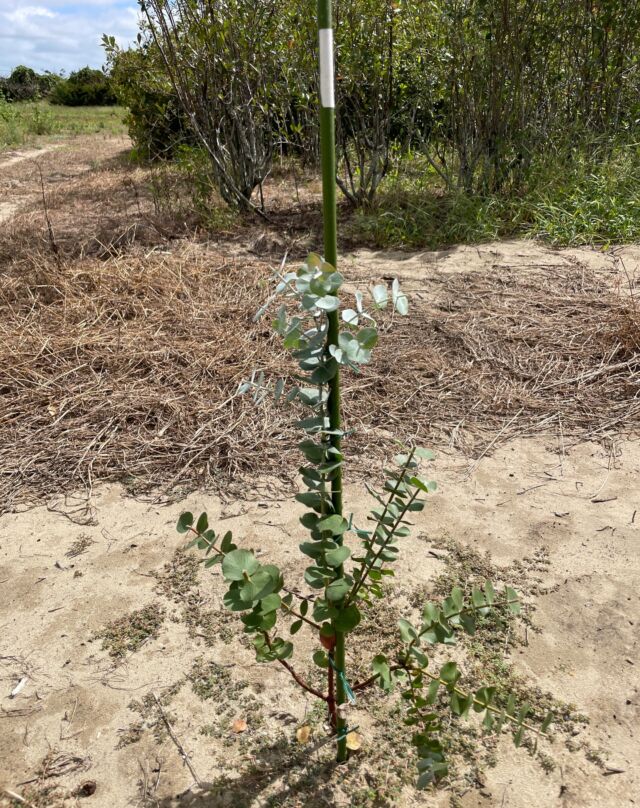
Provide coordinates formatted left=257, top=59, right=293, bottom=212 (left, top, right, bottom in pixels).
left=0, top=438, right=638, bottom=808
left=1, top=135, right=639, bottom=807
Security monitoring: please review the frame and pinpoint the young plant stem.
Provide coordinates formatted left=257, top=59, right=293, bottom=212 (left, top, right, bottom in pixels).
left=327, top=659, right=337, bottom=727
left=317, top=0, right=348, bottom=763
left=347, top=452, right=418, bottom=605
left=262, top=632, right=327, bottom=701
left=280, top=601, right=321, bottom=631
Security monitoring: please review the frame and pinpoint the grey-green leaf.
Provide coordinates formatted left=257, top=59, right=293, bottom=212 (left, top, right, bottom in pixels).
left=222, top=549, right=260, bottom=582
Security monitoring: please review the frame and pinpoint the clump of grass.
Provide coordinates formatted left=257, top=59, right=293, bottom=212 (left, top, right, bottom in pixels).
left=93, top=603, right=165, bottom=659
left=349, top=143, right=640, bottom=249
left=66, top=534, right=94, bottom=558
left=528, top=146, right=640, bottom=246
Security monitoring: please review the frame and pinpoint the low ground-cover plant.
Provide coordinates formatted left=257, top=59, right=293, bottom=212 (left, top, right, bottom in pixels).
left=176, top=254, right=552, bottom=786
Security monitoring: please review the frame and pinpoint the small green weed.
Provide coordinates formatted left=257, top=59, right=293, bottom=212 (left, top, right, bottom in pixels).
left=93, top=603, right=165, bottom=659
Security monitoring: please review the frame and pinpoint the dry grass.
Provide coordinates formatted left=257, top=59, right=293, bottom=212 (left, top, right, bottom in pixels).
left=0, top=246, right=292, bottom=512
left=0, top=142, right=639, bottom=513
left=360, top=262, right=640, bottom=455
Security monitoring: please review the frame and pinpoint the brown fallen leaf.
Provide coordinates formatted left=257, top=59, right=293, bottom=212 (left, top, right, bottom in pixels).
left=346, top=731, right=362, bottom=751
left=296, top=725, right=312, bottom=744
left=232, top=718, right=248, bottom=734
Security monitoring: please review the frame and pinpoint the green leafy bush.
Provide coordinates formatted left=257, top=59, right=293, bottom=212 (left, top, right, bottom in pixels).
left=50, top=67, right=116, bottom=107
left=103, top=40, right=191, bottom=160
left=0, top=65, right=62, bottom=102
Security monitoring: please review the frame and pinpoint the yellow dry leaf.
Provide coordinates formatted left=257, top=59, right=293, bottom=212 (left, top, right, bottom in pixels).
left=296, top=725, right=312, bottom=744
left=232, top=718, right=247, bottom=734
left=346, top=731, right=362, bottom=751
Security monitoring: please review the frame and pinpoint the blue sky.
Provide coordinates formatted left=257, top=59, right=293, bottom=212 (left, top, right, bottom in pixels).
left=0, top=1, right=140, bottom=76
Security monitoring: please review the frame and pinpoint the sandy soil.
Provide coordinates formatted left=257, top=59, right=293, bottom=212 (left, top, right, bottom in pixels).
left=1, top=441, right=637, bottom=808
left=0, top=136, right=639, bottom=807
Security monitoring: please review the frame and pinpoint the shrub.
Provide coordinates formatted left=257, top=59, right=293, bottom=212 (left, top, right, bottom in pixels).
left=0, top=65, right=61, bottom=102
left=50, top=67, right=117, bottom=107
left=104, top=40, right=191, bottom=160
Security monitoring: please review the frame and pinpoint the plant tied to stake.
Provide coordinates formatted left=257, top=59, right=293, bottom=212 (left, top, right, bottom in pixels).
left=176, top=255, right=552, bottom=784
left=175, top=0, right=552, bottom=787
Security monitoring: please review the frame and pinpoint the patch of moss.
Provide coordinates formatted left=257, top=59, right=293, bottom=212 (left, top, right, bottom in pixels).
left=128, top=681, right=184, bottom=744
left=116, top=721, right=144, bottom=749
left=188, top=657, right=246, bottom=702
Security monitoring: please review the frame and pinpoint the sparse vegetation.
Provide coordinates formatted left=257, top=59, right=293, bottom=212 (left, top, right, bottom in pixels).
left=0, top=98, right=125, bottom=150
left=93, top=604, right=165, bottom=659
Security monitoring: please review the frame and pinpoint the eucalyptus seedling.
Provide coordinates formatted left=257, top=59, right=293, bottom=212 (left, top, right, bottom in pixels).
left=174, top=0, right=551, bottom=786
left=176, top=253, right=552, bottom=785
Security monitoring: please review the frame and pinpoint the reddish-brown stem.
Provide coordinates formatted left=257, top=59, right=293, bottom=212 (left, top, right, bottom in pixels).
left=353, top=663, right=403, bottom=693
left=277, top=658, right=327, bottom=701
left=280, top=601, right=322, bottom=631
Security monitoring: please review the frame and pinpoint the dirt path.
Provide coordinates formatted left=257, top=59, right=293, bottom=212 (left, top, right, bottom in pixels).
left=0, top=144, right=61, bottom=169
left=0, top=137, right=129, bottom=225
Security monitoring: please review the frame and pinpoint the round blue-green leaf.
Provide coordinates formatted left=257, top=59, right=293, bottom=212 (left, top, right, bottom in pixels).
left=317, top=515, right=349, bottom=536
left=333, top=604, right=361, bottom=632
left=392, top=278, right=409, bottom=315
left=325, top=578, right=350, bottom=602
left=260, top=593, right=281, bottom=614
left=372, top=284, right=388, bottom=309
left=223, top=586, right=253, bottom=612
left=239, top=571, right=274, bottom=603
left=222, top=549, right=259, bottom=582
left=356, top=327, right=378, bottom=349
left=315, top=295, right=339, bottom=312
left=176, top=512, right=194, bottom=534
left=325, top=546, right=351, bottom=567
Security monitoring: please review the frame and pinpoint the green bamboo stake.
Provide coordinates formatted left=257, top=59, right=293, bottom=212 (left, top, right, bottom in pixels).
left=316, top=0, right=348, bottom=763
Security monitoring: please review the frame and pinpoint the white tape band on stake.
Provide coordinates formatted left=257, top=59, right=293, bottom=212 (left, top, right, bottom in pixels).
left=319, top=28, right=335, bottom=109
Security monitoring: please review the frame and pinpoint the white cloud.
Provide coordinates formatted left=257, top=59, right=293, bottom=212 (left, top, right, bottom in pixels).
left=6, top=6, right=55, bottom=22
left=0, top=1, right=141, bottom=76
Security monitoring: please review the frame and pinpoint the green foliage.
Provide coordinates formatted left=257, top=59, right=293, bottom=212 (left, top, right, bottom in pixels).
left=176, top=253, right=552, bottom=787
left=133, top=1, right=309, bottom=208
left=0, top=99, right=126, bottom=150
left=50, top=67, right=116, bottom=107
left=103, top=37, right=191, bottom=161
left=0, top=65, right=62, bottom=102
left=351, top=143, right=640, bottom=250
left=112, top=0, right=640, bottom=217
